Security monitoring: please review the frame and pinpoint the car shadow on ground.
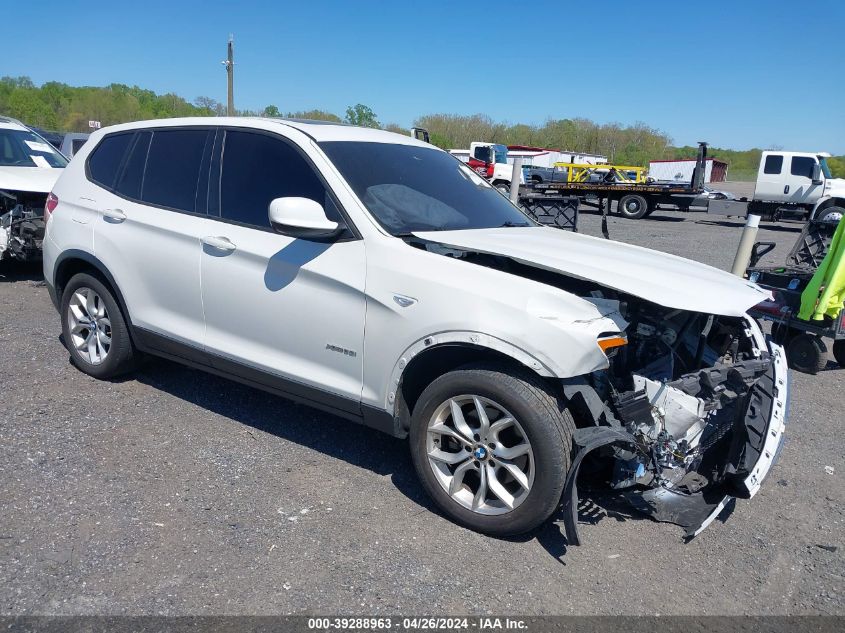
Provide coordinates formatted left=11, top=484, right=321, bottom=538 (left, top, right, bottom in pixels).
left=133, top=357, right=431, bottom=503
left=0, top=261, right=44, bottom=283
left=137, top=357, right=651, bottom=564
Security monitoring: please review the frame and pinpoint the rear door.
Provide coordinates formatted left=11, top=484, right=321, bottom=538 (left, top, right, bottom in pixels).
left=199, top=129, right=366, bottom=408
left=93, top=127, right=218, bottom=346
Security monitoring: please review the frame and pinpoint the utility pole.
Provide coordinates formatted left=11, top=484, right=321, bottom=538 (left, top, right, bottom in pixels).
left=223, top=34, right=234, bottom=116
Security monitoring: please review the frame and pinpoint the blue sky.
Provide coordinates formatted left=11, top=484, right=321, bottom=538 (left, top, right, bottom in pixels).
left=5, top=0, right=844, bottom=152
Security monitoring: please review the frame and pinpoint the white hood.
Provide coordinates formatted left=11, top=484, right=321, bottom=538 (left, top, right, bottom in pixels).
left=0, top=166, right=63, bottom=194
left=413, top=227, right=771, bottom=317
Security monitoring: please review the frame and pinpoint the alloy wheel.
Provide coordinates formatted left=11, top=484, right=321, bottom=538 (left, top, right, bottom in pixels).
left=67, top=287, right=112, bottom=365
left=426, top=395, right=534, bottom=515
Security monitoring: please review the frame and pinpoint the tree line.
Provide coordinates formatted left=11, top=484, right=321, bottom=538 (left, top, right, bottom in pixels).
left=2, top=76, right=842, bottom=179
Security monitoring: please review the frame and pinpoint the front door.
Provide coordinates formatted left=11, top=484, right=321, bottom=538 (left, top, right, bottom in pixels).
left=200, top=129, right=366, bottom=410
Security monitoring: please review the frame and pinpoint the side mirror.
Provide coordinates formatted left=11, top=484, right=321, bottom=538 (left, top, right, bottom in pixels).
left=811, top=163, right=823, bottom=185
left=268, top=197, right=341, bottom=240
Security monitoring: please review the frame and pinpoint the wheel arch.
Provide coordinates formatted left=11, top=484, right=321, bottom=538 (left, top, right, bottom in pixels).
left=54, top=250, right=133, bottom=331
left=812, top=196, right=845, bottom=217
left=388, top=333, right=560, bottom=433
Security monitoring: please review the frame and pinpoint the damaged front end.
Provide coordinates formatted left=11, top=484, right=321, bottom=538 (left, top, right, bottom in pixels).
left=0, top=189, right=47, bottom=263
left=562, top=298, right=788, bottom=543
left=408, top=227, right=789, bottom=542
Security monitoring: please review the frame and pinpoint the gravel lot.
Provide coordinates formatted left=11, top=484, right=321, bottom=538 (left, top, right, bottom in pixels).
left=1, top=196, right=842, bottom=616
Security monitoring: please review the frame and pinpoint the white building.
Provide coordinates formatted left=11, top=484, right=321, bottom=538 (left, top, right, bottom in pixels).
left=648, top=158, right=728, bottom=183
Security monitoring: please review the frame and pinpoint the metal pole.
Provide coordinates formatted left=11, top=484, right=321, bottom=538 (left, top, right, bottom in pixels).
left=730, top=214, right=761, bottom=276
left=226, top=35, right=235, bottom=116
left=509, top=157, right=523, bottom=204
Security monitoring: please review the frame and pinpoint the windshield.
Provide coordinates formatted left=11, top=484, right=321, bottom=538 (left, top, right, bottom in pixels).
left=819, top=157, right=832, bottom=179
left=0, top=128, right=68, bottom=168
left=320, top=141, right=535, bottom=235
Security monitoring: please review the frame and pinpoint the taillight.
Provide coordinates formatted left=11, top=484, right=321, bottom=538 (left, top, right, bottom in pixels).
left=45, top=193, right=59, bottom=220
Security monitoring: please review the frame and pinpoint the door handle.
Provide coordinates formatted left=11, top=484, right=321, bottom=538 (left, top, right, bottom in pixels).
left=783, top=185, right=790, bottom=194
left=102, top=208, right=126, bottom=222
left=201, top=235, right=237, bottom=252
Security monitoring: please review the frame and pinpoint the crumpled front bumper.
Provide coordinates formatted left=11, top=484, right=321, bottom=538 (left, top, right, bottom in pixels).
left=562, top=337, right=790, bottom=545
left=690, top=339, right=789, bottom=537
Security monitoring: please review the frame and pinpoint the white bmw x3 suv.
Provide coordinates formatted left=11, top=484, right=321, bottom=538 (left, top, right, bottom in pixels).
left=43, top=118, right=788, bottom=542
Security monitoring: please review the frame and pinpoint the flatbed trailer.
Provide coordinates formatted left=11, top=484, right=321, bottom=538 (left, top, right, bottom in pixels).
left=520, top=179, right=703, bottom=219
left=517, top=142, right=712, bottom=220
left=518, top=142, right=845, bottom=224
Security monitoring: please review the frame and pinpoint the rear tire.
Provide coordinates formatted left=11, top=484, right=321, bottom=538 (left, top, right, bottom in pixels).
left=786, top=333, right=827, bottom=374
left=617, top=194, right=649, bottom=219
left=833, top=339, right=845, bottom=368
left=409, top=363, right=574, bottom=537
left=60, top=272, right=137, bottom=379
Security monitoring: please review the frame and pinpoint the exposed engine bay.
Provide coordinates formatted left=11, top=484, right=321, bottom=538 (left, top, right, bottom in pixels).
left=560, top=296, right=778, bottom=543
left=0, top=189, right=46, bottom=263
left=411, top=237, right=787, bottom=542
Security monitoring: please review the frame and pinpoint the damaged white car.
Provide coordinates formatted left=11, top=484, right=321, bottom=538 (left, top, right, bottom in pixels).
left=43, top=119, right=788, bottom=543
left=1, top=116, right=67, bottom=263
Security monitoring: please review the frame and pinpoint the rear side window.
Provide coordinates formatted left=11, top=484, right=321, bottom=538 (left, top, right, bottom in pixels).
left=115, top=132, right=151, bottom=200
left=88, top=133, right=133, bottom=189
left=141, top=129, right=211, bottom=213
left=763, top=155, right=783, bottom=175
left=790, top=156, right=815, bottom=179
left=220, top=131, right=328, bottom=228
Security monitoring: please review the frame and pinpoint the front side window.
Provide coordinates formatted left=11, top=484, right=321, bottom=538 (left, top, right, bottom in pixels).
left=320, top=141, right=535, bottom=235
left=141, top=129, right=211, bottom=213
left=763, top=154, right=783, bottom=175
left=0, top=128, right=68, bottom=168
left=493, top=145, right=508, bottom=164
left=790, top=156, right=815, bottom=179
left=220, top=131, right=329, bottom=228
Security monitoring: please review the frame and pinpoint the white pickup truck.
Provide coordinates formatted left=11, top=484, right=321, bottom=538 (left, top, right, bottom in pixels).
left=708, top=151, right=844, bottom=223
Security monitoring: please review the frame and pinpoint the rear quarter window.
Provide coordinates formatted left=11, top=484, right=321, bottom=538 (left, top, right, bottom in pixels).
left=115, top=132, right=152, bottom=200
left=87, top=133, right=134, bottom=189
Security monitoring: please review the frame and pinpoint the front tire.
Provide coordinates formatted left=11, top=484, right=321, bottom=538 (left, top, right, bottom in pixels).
left=61, top=272, right=137, bottom=379
left=816, top=206, right=844, bottom=224
left=409, top=363, right=574, bottom=536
